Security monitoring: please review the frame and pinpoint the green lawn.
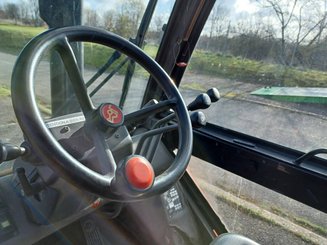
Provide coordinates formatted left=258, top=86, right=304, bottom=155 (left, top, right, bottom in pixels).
left=0, top=85, right=11, bottom=97
left=0, top=24, right=45, bottom=54
left=1, top=23, right=327, bottom=87
left=189, top=51, right=327, bottom=87
left=0, top=24, right=45, bottom=35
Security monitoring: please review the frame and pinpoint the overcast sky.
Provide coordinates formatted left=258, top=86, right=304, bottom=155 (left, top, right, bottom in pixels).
left=66, top=0, right=175, bottom=15
left=1, top=0, right=258, bottom=16
left=1, top=0, right=264, bottom=25
left=83, top=0, right=257, bottom=15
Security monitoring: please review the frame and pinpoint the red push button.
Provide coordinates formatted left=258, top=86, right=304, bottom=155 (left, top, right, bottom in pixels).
left=125, top=156, right=154, bottom=190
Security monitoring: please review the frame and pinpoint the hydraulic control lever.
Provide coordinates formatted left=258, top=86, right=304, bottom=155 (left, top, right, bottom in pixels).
left=0, top=141, right=26, bottom=164
left=186, top=87, right=220, bottom=111
left=190, top=111, right=206, bottom=128
left=187, top=93, right=211, bottom=111
left=206, top=87, right=220, bottom=102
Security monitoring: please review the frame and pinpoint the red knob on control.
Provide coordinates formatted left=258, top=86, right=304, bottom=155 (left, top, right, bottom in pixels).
left=125, top=156, right=154, bottom=190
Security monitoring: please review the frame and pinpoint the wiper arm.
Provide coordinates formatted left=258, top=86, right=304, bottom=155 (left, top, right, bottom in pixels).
left=294, top=148, right=327, bottom=165
left=89, top=57, right=129, bottom=97
left=86, top=50, right=121, bottom=88
left=119, top=0, right=158, bottom=109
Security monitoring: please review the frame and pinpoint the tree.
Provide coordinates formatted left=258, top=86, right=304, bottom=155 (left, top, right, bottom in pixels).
left=257, top=0, right=327, bottom=66
left=85, top=8, right=99, bottom=27
left=0, top=5, right=6, bottom=19
left=4, top=3, right=20, bottom=24
left=115, top=0, right=145, bottom=38
left=29, top=0, right=41, bottom=26
left=208, top=1, right=229, bottom=39
left=256, top=0, right=299, bottom=64
left=19, top=0, right=31, bottom=24
left=154, top=15, right=164, bottom=32
left=289, top=0, right=327, bottom=66
left=103, top=10, right=115, bottom=31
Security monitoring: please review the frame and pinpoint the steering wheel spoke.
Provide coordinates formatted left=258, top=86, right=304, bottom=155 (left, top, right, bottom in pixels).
left=86, top=125, right=117, bottom=177
left=125, top=98, right=177, bottom=126
left=56, top=37, right=95, bottom=116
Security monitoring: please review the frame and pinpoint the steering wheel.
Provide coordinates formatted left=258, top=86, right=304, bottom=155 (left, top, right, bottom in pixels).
left=11, top=26, right=192, bottom=201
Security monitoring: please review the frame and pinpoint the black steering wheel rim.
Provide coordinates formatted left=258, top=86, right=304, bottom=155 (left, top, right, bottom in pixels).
left=11, top=26, right=192, bottom=200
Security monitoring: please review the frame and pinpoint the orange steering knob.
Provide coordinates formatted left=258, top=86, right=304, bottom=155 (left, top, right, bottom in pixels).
left=125, top=156, right=155, bottom=190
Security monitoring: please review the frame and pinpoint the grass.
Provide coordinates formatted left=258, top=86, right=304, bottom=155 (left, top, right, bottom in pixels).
left=214, top=179, right=327, bottom=239
left=0, top=85, right=11, bottom=97
left=0, top=24, right=45, bottom=35
left=36, top=98, right=52, bottom=116
left=0, top=84, right=51, bottom=116
left=216, top=195, right=318, bottom=245
left=294, top=217, right=327, bottom=238
left=270, top=206, right=327, bottom=238
left=2, top=23, right=327, bottom=89
left=180, top=82, right=206, bottom=91
left=0, top=23, right=45, bottom=54
left=189, top=51, right=327, bottom=87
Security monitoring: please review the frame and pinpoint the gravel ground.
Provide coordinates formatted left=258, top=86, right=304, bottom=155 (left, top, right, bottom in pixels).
left=207, top=194, right=311, bottom=245
left=188, top=157, right=327, bottom=244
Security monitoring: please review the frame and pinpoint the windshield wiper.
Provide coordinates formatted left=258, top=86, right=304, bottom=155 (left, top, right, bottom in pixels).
left=88, top=0, right=158, bottom=103
left=86, top=50, right=121, bottom=88
left=294, top=148, right=327, bottom=165
left=89, top=57, right=130, bottom=97
left=119, top=0, right=158, bottom=109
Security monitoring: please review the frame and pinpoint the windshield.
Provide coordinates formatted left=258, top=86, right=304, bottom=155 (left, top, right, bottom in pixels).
left=0, top=0, right=326, bottom=245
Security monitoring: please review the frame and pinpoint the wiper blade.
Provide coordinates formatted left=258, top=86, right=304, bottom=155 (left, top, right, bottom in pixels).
left=88, top=0, right=158, bottom=102
left=86, top=50, right=121, bottom=88
left=89, top=57, right=129, bottom=97
left=294, top=148, right=327, bottom=165
left=119, top=0, right=158, bottom=109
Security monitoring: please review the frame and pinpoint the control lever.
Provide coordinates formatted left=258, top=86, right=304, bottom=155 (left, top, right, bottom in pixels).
left=0, top=142, right=26, bottom=164
left=187, top=93, right=211, bottom=111
left=16, top=168, right=44, bottom=196
left=190, top=111, right=206, bottom=128
left=206, top=87, right=220, bottom=102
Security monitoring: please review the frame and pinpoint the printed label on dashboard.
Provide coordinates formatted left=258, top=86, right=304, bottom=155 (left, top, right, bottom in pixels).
left=46, top=116, right=85, bottom=129
left=162, top=186, right=183, bottom=218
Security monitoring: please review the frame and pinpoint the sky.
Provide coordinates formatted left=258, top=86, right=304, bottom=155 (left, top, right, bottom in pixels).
left=82, top=0, right=174, bottom=14
left=82, top=0, right=258, bottom=15
left=234, top=0, right=259, bottom=14
left=1, top=0, right=259, bottom=16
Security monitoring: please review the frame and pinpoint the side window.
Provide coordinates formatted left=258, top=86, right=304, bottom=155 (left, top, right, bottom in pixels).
left=182, top=0, right=327, bottom=153
left=183, top=1, right=327, bottom=244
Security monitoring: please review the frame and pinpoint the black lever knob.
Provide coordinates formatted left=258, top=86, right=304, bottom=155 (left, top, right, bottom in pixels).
left=187, top=93, right=211, bottom=111
left=206, top=88, right=220, bottom=102
left=190, top=111, right=206, bottom=128
left=0, top=142, right=26, bottom=164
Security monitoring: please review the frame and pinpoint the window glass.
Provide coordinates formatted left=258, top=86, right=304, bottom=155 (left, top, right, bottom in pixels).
left=183, top=1, right=327, bottom=244
left=188, top=157, right=327, bottom=245
left=0, top=0, right=175, bottom=122
left=181, top=0, right=327, bottom=153
left=0, top=0, right=174, bottom=164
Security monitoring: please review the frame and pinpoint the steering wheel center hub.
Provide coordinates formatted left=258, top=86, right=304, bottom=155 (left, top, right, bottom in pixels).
left=99, top=103, right=124, bottom=127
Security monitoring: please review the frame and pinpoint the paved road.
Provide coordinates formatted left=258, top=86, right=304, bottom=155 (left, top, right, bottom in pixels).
left=181, top=73, right=327, bottom=152
left=2, top=51, right=327, bottom=153
left=1, top=51, right=326, bottom=244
